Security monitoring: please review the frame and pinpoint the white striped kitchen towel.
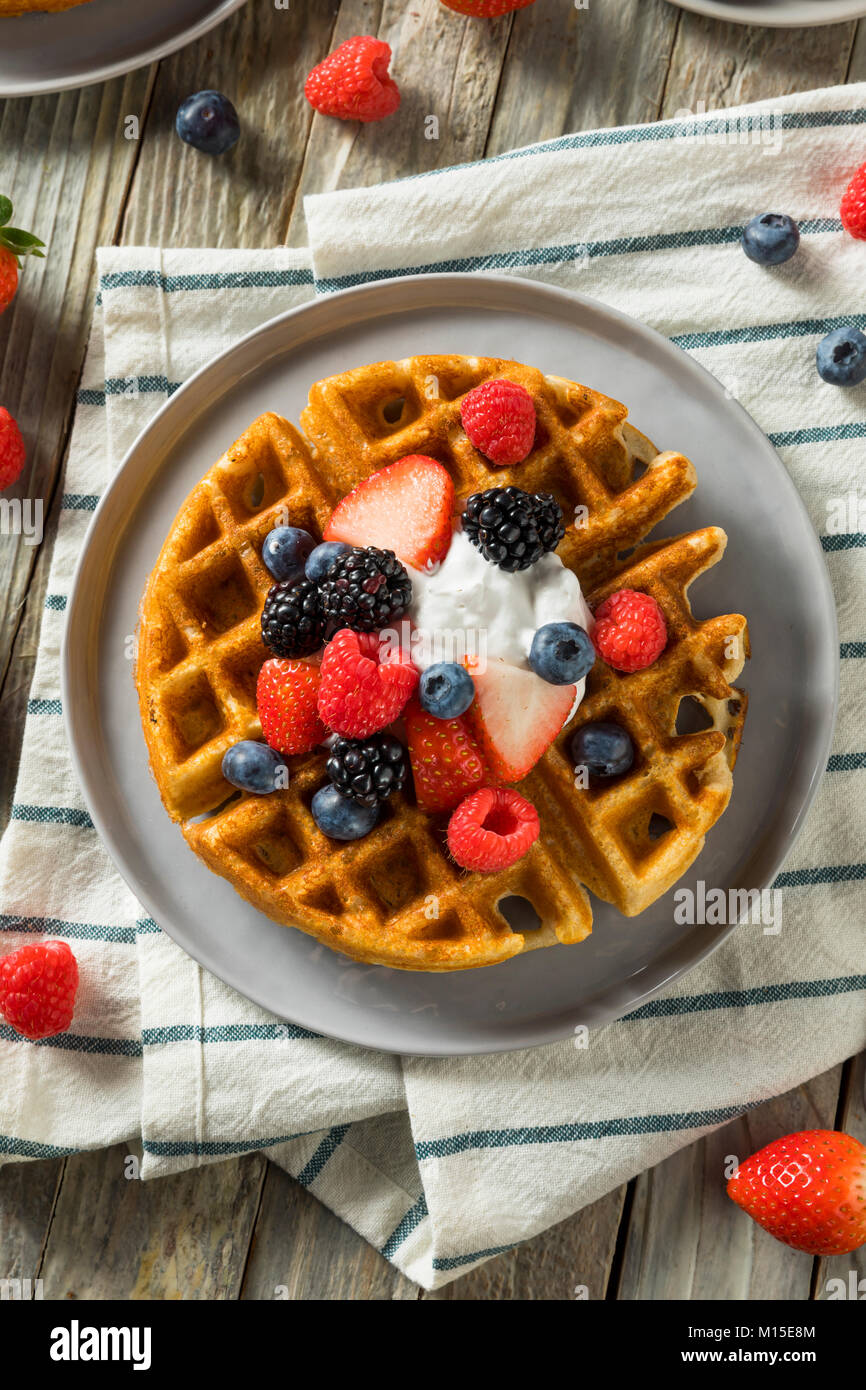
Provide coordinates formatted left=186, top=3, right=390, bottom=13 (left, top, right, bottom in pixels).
left=1, top=80, right=864, bottom=1292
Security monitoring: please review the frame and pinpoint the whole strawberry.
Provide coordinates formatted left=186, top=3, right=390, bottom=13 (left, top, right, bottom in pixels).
left=0, top=939, right=79, bottom=1040
left=0, top=407, right=26, bottom=492
left=305, top=37, right=400, bottom=123
left=257, top=657, right=326, bottom=755
left=0, top=196, right=46, bottom=315
left=728, top=1129, right=866, bottom=1256
left=840, top=161, right=866, bottom=241
left=441, top=0, right=536, bottom=15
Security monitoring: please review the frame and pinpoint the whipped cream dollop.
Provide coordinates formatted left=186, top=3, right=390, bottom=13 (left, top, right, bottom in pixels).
left=406, top=531, right=594, bottom=716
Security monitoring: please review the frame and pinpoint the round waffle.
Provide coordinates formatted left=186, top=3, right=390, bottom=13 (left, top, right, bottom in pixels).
left=136, top=356, right=748, bottom=971
left=0, top=0, right=91, bottom=13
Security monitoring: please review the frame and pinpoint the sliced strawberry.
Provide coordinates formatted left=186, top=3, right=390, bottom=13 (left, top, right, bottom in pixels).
left=405, top=699, right=490, bottom=813
left=324, top=455, right=454, bottom=571
left=463, top=658, right=575, bottom=782
left=257, top=657, right=326, bottom=755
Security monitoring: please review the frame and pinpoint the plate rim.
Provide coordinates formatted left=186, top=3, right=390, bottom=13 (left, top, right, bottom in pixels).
left=61, top=271, right=839, bottom=1056
left=667, top=0, right=866, bottom=26
left=0, top=0, right=247, bottom=99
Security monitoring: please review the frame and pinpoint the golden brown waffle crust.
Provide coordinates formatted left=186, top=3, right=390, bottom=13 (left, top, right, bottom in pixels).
left=136, top=355, right=749, bottom=971
left=0, top=0, right=90, bottom=13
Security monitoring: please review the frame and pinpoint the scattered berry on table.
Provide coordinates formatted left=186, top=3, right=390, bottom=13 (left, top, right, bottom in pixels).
left=440, top=2, right=537, bottom=21
left=460, top=378, right=537, bottom=466
left=816, top=325, right=866, bottom=386
left=740, top=213, right=800, bottom=266
left=447, top=786, right=539, bottom=874
left=261, top=577, right=325, bottom=658
left=325, top=733, right=407, bottom=807
left=529, top=621, right=595, bottom=686
left=0, top=407, right=26, bottom=491
left=305, top=540, right=351, bottom=584
left=222, top=740, right=287, bottom=795
left=262, top=526, right=315, bottom=583
left=311, top=783, right=380, bottom=841
left=304, top=36, right=400, bottom=124
left=405, top=699, right=489, bottom=813
left=256, top=657, right=326, bottom=755
left=0, top=196, right=46, bottom=316
left=569, top=721, right=635, bottom=779
left=727, top=1129, right=866, bottom=1256
left=317, top=628, right=419, bottom=738
left=464, top=656, right=575, bottom=782
left=324, top=454, right=454, bottom=572
left=840, top=161, right=866, bottom=240
left=462, top=486, right=563, bottom=572
left=175, top=91, right=240, bottom=155
left=0, top=939, right=78, bottom=1040
left=592, top=589, right=667, bottom=673
left=419, top=661, right=476, bottom=720
left=319, top=546, right=412, bottom=634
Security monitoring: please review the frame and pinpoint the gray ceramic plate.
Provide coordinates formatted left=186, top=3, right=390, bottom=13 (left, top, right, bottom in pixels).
left=668, top=0, right=866, bottom=24
left=62, top=274, right=837, bottom=1056
left=0, top=0, right=245, bottom=99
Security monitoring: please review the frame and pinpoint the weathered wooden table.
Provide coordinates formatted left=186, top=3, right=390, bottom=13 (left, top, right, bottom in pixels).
left=0, top=0, right=863, bottom=1300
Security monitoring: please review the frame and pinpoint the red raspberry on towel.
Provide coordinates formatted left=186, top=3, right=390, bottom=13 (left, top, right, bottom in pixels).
left=0, top=407, right=25, bottom=491
left=304, top=37, right=400, bottom=124
left=0, top=940, right=79, bottom=1040
left=592, top=589, right=668, bottom=674
left=447, top=786, right=539, bottom=873
left=318, top=629, right=418, bottom=738
left=840, top=160, right=866, bottom=240
left=460, top=378, right=537, bottom=467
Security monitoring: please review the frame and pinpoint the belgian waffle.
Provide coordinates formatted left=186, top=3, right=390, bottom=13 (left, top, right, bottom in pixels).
left=136, top=355, right=748, bottom=971
left=0, top=0, right=91, bottom=13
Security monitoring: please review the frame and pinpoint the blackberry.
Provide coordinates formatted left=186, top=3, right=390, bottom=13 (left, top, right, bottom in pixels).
left=261, top=578, right=325, bottom=658
left=461, top=486, right=564, bottom=572
left=319, top=546, right=412, bottom=634
left=325, top=734, right=407, bottom=808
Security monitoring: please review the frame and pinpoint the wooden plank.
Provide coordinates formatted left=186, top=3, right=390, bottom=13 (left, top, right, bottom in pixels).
left=660, top=13, right=855, bottom=117
left=122, top=2, right=340, bottom=248
left=813, top=1052, right=866, bottom=1301
left=486, top=0, right=680, bottom=157
left=846, top=19, right=866, bottom=81
left=0, top=1155, right=64, bottom=1288
left=284, top=0, right=514, bottom=245
left=39, top=1143, right=266, bottom=1299
left=616, top=1065, right=844, bottom=1300
left=0, top=69, right=154, bottom=825
left=240, top=1160, right=420, bottom=1299
left=426, top=1184, right=627, bottom=1300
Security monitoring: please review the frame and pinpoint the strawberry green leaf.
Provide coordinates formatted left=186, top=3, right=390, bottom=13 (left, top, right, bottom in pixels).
left=0, top=196, right=12, bottom=227
left=0, top=227, right=46, bottom=259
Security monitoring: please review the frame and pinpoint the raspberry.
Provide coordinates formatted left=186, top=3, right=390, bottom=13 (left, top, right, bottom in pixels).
left=0, top=940, right=79, bottom=1040
left=317, top=629, right=418, bottom=738
left=304, top=37, right=400, bottom=124
left=441, top=0, right=536, bottom=16
left=460, top=378, right=537, bottom=466
left=0, top=407, right=25, bottom=491
left=257, top=658, right=326, bottom=755
left=840, top=161, right=866, bottom=241
left=592, top=589, right=668, bottom=673
left=447, top=787, right=539, bottom=873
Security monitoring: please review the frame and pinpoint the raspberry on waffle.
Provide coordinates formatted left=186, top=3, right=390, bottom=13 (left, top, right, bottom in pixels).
left=136, top=356, right=748, bottom=971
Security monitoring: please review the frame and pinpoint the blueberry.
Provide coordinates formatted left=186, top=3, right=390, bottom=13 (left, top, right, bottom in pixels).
left=262, top=526, right=315, bottom=582
left=816, top=326, right=866, bottom=386
left=741, top=213, right=800, bottom=266
left=569, top=722, right=635, bottom=779
left=222, top=741, right=286, bottom=795
left=176, top=91, right=240, bottom=156
left=529, top=622, right=595, bottom=685
left=419, top=662, right=475, bottom=719
left=305, top=540, right=351, bottom=584
left=311, top=783, right=379, bottom=841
